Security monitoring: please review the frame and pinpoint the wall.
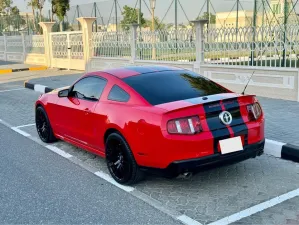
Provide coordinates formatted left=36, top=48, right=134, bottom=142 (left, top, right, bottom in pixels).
left=200, top=65, right=299, bottom=102
left=87, top=57, right=299, bottom=102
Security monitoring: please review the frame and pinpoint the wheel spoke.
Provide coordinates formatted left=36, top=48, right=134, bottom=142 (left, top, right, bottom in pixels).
left=106, top=139, right=131, bottom=182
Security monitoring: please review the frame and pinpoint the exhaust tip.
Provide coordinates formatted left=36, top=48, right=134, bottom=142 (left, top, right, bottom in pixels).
left=177, top=172, right=193, bottom=180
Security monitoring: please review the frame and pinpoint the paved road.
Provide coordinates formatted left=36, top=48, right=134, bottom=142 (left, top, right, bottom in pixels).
left=0, top=111, right=179, bottom=224
left=1, top=76, right=299, bottom=224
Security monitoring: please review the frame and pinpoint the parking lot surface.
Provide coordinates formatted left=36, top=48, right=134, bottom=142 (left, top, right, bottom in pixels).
left=1, top=79, right=299, bottom=225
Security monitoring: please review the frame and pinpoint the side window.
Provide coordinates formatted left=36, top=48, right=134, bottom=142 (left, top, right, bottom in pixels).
left=71, top=76, right=107, bottom=101
left=108, top=85, right=130, bottom=102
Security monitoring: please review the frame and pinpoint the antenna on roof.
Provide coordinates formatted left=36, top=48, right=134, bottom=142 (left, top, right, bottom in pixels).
left=242, top=71, right=255, bottom=95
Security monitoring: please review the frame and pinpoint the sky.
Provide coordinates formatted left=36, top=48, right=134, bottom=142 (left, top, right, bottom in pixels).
left=14, top=0, right=270, bottom=24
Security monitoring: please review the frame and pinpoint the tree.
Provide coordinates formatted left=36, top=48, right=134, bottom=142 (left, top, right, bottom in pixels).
left=51, top=0, right=70, bottom=31
left=0, top=1, right=24, bottom=32
left=120, top=5, right=146, bottom=30
left=37, top=0, right=45, bottom=23
left=197, top=12, right=216, bottom=24
left=0, top=0, right=13, bottom=13
left=144, top=17, right=166, bottom=30
left=26, top=0, right=38, bottom=31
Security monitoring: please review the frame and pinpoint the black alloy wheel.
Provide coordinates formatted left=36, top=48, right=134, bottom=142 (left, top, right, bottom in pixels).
left=105, top=133, right=144, bottom=185
left=36, top=106, right=57, bottom=143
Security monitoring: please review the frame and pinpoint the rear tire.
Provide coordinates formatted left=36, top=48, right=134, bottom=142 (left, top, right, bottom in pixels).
left=36, top=106, right=57, bottom=143
left=105, top=133, right=144, bottom=185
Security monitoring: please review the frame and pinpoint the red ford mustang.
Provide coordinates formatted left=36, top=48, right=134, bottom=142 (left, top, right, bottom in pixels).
left=35, top=66, right=265, bottom=184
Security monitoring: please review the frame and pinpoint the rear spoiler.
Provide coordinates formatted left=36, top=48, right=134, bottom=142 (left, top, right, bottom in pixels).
left=156, top=93, right=256, bottom=113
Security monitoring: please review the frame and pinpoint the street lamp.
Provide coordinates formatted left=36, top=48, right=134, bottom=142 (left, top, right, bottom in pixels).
left=150, top=0, right=156, bottom=31
left=150, top=0, right=156, bottom=60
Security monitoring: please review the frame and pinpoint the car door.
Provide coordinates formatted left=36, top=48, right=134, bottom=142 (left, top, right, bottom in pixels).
left=55, top=76, right=107, bottom=146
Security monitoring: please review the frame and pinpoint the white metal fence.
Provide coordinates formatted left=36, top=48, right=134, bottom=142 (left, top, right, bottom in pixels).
left=0, top=36, right=5, bottom=52
left=6, top=36, right=23, bottom=53
left=50, top=31, right=85, bottom=70
left=51, top=33, right=68, bottom=59
left=204, top=25, right=299, bottom=68
left=136, top=29, right=196, bottom=62
left=25, top=35, right=45, bottom=54
left=92, top=31, right=131, bottom=58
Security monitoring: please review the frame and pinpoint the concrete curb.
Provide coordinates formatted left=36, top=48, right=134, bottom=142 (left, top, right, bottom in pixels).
left=24, top=81, right=54, bottom=94
left=24, top=81, right=299, bottom=164
left=0, top=66, right=48, bottom=74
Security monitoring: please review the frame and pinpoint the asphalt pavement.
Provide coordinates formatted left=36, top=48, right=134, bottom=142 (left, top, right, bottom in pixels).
left=0, top=109, right=179, bottom=225
left=1, top=73, right=299, bottom=225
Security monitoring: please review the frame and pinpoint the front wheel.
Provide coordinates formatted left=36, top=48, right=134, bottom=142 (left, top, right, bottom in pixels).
left=36, top=106, right=57, bottom=143
left=105, top=133, right=144, bottom=185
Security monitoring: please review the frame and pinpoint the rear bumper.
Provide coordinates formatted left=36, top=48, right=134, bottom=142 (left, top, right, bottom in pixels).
left=141, top=139, right=265, bottom=176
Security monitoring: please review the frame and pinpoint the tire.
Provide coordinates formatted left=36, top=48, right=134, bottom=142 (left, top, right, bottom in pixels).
left=35, top=106, right=57, bottom=143
left=105, top=133, right=145, bottom=185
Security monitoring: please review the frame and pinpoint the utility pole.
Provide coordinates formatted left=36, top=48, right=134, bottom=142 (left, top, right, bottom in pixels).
left=175, top=0, right=178, bottom=52
left=282, top=0, right=288, bottom=67
left=138, top=0, right=141, bottom=28
left=94, top=2, right=98, bottom=32
left=251, top=0, right=257, bottom=66
left=114, top=0, right=119, bottom=55
left=236, top=0, right=239, bottom=30
left=114, top=0, right=118, bottom=32
left=207, top=0, right=210, bottom=29
left=26, top=13, right=29, bottom=34
left=236, top=0, right=239, bottom=42
left=77, top=5, right=80, bottom=30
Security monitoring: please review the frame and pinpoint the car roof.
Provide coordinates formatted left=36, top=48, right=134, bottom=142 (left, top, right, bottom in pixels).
left=100, top=65, right=183, bottom=79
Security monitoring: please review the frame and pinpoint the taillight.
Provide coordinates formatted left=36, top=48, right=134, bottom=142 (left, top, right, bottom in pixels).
left=167, top=116, right=202, bottom=134
left=247, top=102, right=262, bottom=121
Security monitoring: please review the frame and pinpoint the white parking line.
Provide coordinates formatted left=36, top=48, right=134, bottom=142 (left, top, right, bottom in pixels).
left=208, top=188, right=299, bottom=225
left=177, top=215, right=203, bottom=225
left=0, top=88, right=25, bottom=93
left=94, top=171, right=135, bottom=192
left=16, top=123, right=36, bottom=129
left=11, top=127, right=31, bottom=137
left=45, top=145, right=73, bottom=159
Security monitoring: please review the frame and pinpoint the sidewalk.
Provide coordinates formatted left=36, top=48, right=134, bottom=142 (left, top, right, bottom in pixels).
left=258, top=97, right=299, bottom=147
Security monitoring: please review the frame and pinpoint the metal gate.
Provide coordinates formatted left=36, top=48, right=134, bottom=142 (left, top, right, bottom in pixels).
left=50, top=31, right=85, bottom=70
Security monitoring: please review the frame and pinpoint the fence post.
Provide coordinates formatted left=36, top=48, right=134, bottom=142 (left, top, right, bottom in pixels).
left=20, top=31, right=27, bottom=63
left=77, top=17, right=96, bottom=71
left=39, top=22, right=55, bottom=67
left=130, top=24, right=138, bottom=64
left=191, top=19, right=208, bottom=73
left=3, top=32, right=9, bottom=61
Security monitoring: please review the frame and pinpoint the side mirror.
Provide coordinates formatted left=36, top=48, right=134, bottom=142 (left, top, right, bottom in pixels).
left=58, top=89, right=69, bottom=98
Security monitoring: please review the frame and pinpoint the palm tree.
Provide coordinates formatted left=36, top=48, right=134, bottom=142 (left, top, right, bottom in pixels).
left=37, top=0, right=45, bottom=23
left=26, top=0, right=38, bottom=31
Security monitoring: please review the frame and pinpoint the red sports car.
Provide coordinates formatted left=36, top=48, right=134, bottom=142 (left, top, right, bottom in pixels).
left=35, top=66, right=265, bottom=184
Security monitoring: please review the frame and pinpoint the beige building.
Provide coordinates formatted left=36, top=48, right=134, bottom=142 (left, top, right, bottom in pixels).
left=215, top=0, right=297, bottom=28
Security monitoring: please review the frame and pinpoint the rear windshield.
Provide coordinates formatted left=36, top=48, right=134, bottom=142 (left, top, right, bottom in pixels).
left=123, top=70, right=229, bottom=105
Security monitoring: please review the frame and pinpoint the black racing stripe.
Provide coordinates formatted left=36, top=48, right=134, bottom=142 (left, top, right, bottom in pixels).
left=203, top=101, right=230, bottom=154
left=223, top=98, right=249, bottom=146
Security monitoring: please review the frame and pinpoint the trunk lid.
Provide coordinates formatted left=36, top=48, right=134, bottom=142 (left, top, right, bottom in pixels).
left=157, top=93, right=255, bottom=131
